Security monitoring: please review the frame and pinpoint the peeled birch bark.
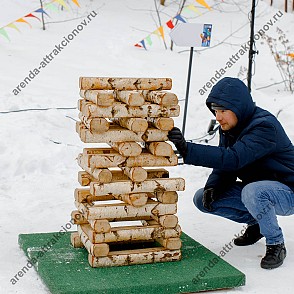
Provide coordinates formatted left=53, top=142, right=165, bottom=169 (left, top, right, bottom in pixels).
left=79, top=77, right=172, bottom=90
left=90, top=178, right=185, bottom=196
left=70, top=232, right=84, bottom=248
left=115, top=90, right=145, bottom=106
left=88, top=248, right=181, bottom=267
left=109, top=142, right=142, bottom=157
left=142, top=128, right=168, bottom=142
left=125, top=152, right=178, bottom=167
left=113, top=193, right=148, bottom=207
left=155, top=237, right=182, bottom=250
left=122, top=167, right=147, bottom=182
left=142, top=90, right=178, bottom=105
left=146, top=142, right=174, bottom=156
left=75, top=200, right=177, bottom=220
left=78, top=113, right=109, bottom=133
left=147, top=117, right=174, bottom=131
left=79, top=100, right=180, bottom=118
left=76, top=122, right=143, bottom=143
left=77, top=225, right=109, bottom=257
left=113, top=117, right=148, bottom=133
left=151, top=214, right=178, bottom=228
left=79, top=89, right=115, bottom=106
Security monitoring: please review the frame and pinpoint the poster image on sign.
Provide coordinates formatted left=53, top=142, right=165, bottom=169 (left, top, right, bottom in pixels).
left=200, top=24, right=212, bottom=47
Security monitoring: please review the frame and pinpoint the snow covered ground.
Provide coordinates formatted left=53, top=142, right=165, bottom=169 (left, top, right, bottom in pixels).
left=0, top=0, right=293, bottom=293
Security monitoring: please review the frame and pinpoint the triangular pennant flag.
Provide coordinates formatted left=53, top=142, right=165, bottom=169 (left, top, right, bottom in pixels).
left=146, top=35, right=152, bottom=46
left=44, top=2, right=59, bottom=12
left=185, top=4, right=202, bottom=15
left=175, top=14, right=186, bottom=23
left=24, top=13, right=41, bottom=22
left=140, top=40, right=147, bottom=50
left=54, top=0, right=69, bottom=10
left=6, top=23, right=20, bottom=32
left=153, top=28, right=161, bottom=38
left=195, top=0, right=212, bottom=10
left=134, top=43, right=143, bottom=48
left=34, top=8, right=50, bottom=18
left=158, top=26, right=165, bottom=40
left=72, top=0, right=80, bottom=7
left=16, top=18, right=32, bottom=28
left=166, top=19, right=174, bottom=29
left=287, top=53, right=294, bottom=58
left=0, top=28, right=10, bottom=41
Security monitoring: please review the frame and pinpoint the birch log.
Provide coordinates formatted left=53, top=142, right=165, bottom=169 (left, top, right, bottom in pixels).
left=142, top=128, right=168, bottom=142
left=147, top=117, right=174, bottom=131
left=154, top=191, right=178, bottom=204
left=109, top=142, right=142, bottom=157
left=142, top=90, right=178, bottom=105
left=78, top=170, right=112, bottom=185
left=77, top=225, right=109, bottom=257
left=122, top=167, right=147, bottom=182
left=75, top=200, right=177, bottom=220
left=79, top=89, right=115, bottom=106
left=70, top=232, right=84, bottom=248
left=76, top=122, right=143, bottom=143
left=141, top=221, right=182, bottom=239
left=146, top=142, right=174, bottom=156
left=90, top=178, right=185, bottom=196
left=71, top=210, right=88, bottom=224
left=115, top=90, right=145, bottom=106
left=88, top=248, right=181, bottom=267
left=113, top=193, right=148, bottom=207
left=78, top=113, right=109, bottom=133
left=74, top=188, right=115, bottom=203
left=79, top=77, right=172, bottom=90
left=80, top=152, right=126, bottom=169
left=151, top=214, right=178, bottom=228
left=79, top=99, right=180, bottom=118
left=113, top=117, right=148, bottom=133
left=88, top=219, right=111, bottom=233
left=155, top=237, right=182, bottom=250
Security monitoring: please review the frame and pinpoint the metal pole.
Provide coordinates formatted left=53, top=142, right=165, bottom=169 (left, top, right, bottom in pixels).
left=40, top=0, right=46, bottom=30
left=182, top=47, right=194, bottom=137
left=247, top=0, right=256, bottom=93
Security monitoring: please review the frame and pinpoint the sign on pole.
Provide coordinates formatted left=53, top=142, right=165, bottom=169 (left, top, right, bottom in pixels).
left=169, top=23, right=212, bottom=137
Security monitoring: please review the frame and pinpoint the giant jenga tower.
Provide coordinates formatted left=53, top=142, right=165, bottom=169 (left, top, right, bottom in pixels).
left=71, top=77, right=185, bottom=267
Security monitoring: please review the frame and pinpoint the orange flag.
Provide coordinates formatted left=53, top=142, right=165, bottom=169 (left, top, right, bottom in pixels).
left=16, top=18, right=32, bottom=28
left=72, top=0, right=80, bottom=7
left=195, top=0, right=212, bottom=10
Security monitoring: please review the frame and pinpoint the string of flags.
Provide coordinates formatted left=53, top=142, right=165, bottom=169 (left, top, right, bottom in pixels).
left=0, top=0, right=80, bottom=42
left=134, top=0, right=212, bottom=50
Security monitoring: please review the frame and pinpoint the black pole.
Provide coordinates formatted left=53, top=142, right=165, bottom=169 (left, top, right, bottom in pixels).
left=40, top=0, right=45, bottom=30
left=247, top=0, right=256, bottom=93
left=182, top=47, right=194, bottom=137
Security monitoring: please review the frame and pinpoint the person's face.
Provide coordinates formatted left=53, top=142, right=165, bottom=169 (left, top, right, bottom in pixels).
left=215, top=109, right=238, bottom=131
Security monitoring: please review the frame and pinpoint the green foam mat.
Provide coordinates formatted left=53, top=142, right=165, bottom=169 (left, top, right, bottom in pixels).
left=18, top=231, right=245, bottom=293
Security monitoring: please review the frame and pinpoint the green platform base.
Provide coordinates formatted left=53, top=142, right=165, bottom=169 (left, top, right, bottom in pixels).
left=18, top=231, right=245, bottom=294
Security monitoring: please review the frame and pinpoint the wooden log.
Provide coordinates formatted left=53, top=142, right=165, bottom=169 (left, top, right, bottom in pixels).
left=79, top=89, right=115, bottom=106
left=80, top=223, right=181, bottom=244
left=76, top=122, right=143, bottom=143
left=124, top=152, right=178, bottom=167
left=115, top=90, right=145, bottom=106
left=74, top=188, right=115, bottom=203
left=75, top=200, right=177, bottom=220
left=142, top=90, right=178, bottom=106
left=78, top=113, right=109, bottom=133
left=78, top=170, right=112, bottom=186
left=151, top=214, right=178, bottom=228
left=113, top=117, right=148, bottom=133
left=79, top=99, right=180, bottom=118
left=77, top=225, right=109, bottom=257
left=90, top=178, right=185, bottom=196
left=141, top=221, right=182, bottom=238
left=88, top=219, right=111, bottom=233
left=142, top=128, right=168, bottom=142
left=109, top=142, right=142, bottom=157
left=147, top=117, right=174, bottom=131
left=154, top=191, right=178, bottom=204
left=71, top=210, right=88, bottom=224
left=70, top=232, right=84, bottom=248
left=146, top=142, right=174, bottom=156
left=113, top=193, right=148, bottom=207
left=79, top=77, right=172, bottom=90
left=122, top=167, right=147, bottom=182
left=155, top=237, right=182, bottom=250
left=88, top=248, right=181, bottom=267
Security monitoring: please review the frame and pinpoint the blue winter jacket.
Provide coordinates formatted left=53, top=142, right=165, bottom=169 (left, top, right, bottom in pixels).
left=184, top=77, right=294, bottom=192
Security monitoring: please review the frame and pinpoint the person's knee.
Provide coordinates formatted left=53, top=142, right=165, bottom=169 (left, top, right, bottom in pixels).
left=193, top=188, right=206, bottom=212
left=241, top=182, right=261, bottom=208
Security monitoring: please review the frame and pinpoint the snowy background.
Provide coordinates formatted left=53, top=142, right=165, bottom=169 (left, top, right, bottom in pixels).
left=0, top=0, right=293, bottom=293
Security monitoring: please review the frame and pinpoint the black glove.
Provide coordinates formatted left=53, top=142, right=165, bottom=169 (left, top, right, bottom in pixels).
left=202, top=188, right=215, bottom=211
left=167, top=127, right=188, bottom=158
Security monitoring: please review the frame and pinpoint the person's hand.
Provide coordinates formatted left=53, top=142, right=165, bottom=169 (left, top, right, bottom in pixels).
left=167, top=127, right=188, bottom=158
left=202, top=188, right=215, bottom=211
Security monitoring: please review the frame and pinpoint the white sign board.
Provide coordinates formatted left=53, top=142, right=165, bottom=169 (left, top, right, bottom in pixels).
left=169, top=23, right=212, bottom=47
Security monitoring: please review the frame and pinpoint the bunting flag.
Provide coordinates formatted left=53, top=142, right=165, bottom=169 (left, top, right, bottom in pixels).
left=195, top=0, right=212, bottom=10
left=184, top=4, right=202, bottom=15
left=287, top=53, right=294, bottom=58
left=0, top=0, right=81, bottom=42
left=166, top=20, right=174, bottom=29
left=175, top=14, right=186, bottom=23
left=140, top=40, right=147, bottom=50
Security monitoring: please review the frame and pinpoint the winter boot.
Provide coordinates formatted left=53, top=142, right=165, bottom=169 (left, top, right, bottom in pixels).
left=234, top=223, right=263, bottom=246
left=260, top=243, right=287, bottom=269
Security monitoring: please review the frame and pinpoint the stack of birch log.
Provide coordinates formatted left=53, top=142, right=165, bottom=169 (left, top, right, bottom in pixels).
left=71, top=77, right=185, bottom=267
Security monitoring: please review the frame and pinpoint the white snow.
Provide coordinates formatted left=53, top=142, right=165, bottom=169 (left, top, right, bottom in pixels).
left=0, top=0, right=293, bottom=293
